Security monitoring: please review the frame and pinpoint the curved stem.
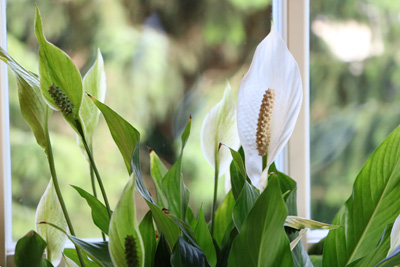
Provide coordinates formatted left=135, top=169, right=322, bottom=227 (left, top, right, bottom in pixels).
left=45, top=132, right=86, bottom=267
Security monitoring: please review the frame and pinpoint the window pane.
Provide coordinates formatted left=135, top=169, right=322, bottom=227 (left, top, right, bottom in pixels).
left=310, top=2, right=400, bottom=222
left=7, top=0, right=273, bottom=240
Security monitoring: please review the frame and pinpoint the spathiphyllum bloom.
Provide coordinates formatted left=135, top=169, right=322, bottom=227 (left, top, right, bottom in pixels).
left=388, top=214, right=400, bottom=256
left=201, top=83, right=240, bottom=176
left=237, top=26, right=303, bottom=189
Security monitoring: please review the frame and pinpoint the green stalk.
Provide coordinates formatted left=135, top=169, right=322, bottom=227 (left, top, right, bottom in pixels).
left=262, top=154, right=268, bottom=172
left=89, top=165, right=106, bottom=241
left=45, top=132, right=86, bottom=267
left=210, top=147, right=220, bottom=237
left=75, top=120, right=112, bottom=218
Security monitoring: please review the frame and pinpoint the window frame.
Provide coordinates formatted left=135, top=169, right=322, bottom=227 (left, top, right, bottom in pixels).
left=0, top=0, right=312, bottom=265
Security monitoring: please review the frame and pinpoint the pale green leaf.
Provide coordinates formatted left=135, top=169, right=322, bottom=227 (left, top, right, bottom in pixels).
left=193, top=207, right=217, bottom=267
left=109, top=176, right=144, bottom=267
left=149, top=150, right=168, bottom=208
left=35, top=6, right=83, bottom=126
left=0, top=47, right=51, bottom=149
left=36, top=178, right=67, bottom=266
left=285, top=216, right=341, bottom=230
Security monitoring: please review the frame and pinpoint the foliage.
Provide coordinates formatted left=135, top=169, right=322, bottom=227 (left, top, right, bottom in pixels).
left=6, top=4, right=400, bottom=267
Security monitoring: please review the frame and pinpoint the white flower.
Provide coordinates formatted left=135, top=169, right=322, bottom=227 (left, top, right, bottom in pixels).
left=388, top=214, right=400, bottom=256
left=201, top=83, right=240, bottom=176
left=237, top=26, right=303, bottom=189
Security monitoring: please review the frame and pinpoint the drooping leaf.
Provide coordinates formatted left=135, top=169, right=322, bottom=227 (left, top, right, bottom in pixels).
left=193, top=207, right=217, bottom=267
left=227, top=175, right=294, bottom=267
left=323, top=125, right=400, bottom=266
left=201, top=83, right=240, bottom=176
left=170, top=236, right=209, bottom=267
left=285, top=216, right=340, bottom=230
left=213, top=190, right=235, bottom=248
left=71, top=185, right=110, bottom=235
left=150, top=150, right=169, bottom=207
left=34, top=6, right=83, bottom=128
left=289, top=230, right=313, bottom=267
left=80, top=49, right=106, bottom=145
left=162, top=118, right=191, bottom=219
left=36, top=179, right=67, bottom=266
left=139, top=211, right=157, bottom=267
left=0, top=47, right=51, bottom=149
left=108, top=177, right=144, bottom=267
left=14, top=230, right=48, bottom=267
left=232, top=181, right=259, bottom=231
left=41, top=222, right=113, bottom=267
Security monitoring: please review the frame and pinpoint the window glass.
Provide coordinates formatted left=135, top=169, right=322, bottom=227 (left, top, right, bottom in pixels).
left=310, top=1, right=400, bottom=222
left=7, top=0, right=273, bottom=239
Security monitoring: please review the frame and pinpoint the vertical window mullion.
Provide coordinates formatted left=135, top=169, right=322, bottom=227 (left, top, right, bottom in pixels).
left=0, top=0, right=12, bottom=265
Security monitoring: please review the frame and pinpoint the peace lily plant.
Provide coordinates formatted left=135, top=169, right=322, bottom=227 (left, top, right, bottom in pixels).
left=3, top=6, right=400, bottom=267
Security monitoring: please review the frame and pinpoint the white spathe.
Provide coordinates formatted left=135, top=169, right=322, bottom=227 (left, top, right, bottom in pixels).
left=237, top=26, right=303, bottom=189
left=389, top=214, right=400, bottom=256
left=201, top=83, right=240, bottom=177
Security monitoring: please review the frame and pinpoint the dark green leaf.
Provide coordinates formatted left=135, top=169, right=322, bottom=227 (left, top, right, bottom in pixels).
left=171, top=236, right=209, bottom=267
left=71, top=185, right=110, bottom=235
left=139, top=211, right=157, bottom=267
left=14, top=230, right=47, bottom=267
left=194, top=207, right=217, bottom=267
left=323, top=125, right=400, bottom=266
left=154, top=234, right=172, bottom=267
left=227, top=175, right=294, bottom=267
left=0, top=47, right=51, bottom=149
left=108, top=177, right=144, bottom=267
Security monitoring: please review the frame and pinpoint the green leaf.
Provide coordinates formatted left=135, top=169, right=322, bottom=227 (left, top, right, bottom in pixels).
left=194, top=207, right=217, bottom=267
left=171, top=236, right=209, bottom=267
left=89, top=95, right=154, bottom=203
left=150, top=150, right=169, bottom=208
left=14, top=230, right=48, bottom=267
left=232, top=181, right=260, bottom=232
left=154, top=234, right=172, bottom=267
left=62, top=255, right=79, bottom=267
left=227, top=175, right=294, bottom=267
left=213, top=190, right=235, bottom=248
left=34, top=7, right=83, bottom=124
left=139, top=211, right=157, bottom=267
left=285, top=216, right=340, bottom=230
left=71, top=185, right=110, bottom=235
left=109, top=177, right=144, bottom=267
left=162, top=118, right=191, bottom=219
left=89, top=95, right=139, bottom=174
left=80, top=49, right=106, bottom=143
left=0, top=47, right=51, bottom=149
left=63, top=249, right=99, bottom=267
left=323, top=125, right=400, bottom=266
left=36, top=179, right=67, bottom=266
left=347, top=224, right=392, bottom=267
left=146, top=201, right=180, bottom=250
left=42, top=222, right=113, bottom=266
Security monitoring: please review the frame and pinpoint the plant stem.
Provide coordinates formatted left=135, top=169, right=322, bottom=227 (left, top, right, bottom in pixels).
left=45, top=132, right=86, bottom=267
left=210, top=149, right=220, bottom=237
left=82, top=137, right=112, bottom=218
left=262, top=154, right=268, bottom=171
left=89, top=165, right=106, bottom=241
left=75, top=120, right=112, bottom=218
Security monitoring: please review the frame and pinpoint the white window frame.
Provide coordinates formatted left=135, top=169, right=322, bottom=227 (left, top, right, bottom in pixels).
left=0, top=0, right=312, bottom=265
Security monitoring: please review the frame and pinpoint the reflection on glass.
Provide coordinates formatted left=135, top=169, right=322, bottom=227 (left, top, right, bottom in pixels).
left=311, top=2, right=400, bottom=223
left=7, top=0, right=273, bottom=239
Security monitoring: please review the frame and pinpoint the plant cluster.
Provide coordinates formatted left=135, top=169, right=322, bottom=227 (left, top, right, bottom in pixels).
left=3, top=6, right=400, bottom=267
